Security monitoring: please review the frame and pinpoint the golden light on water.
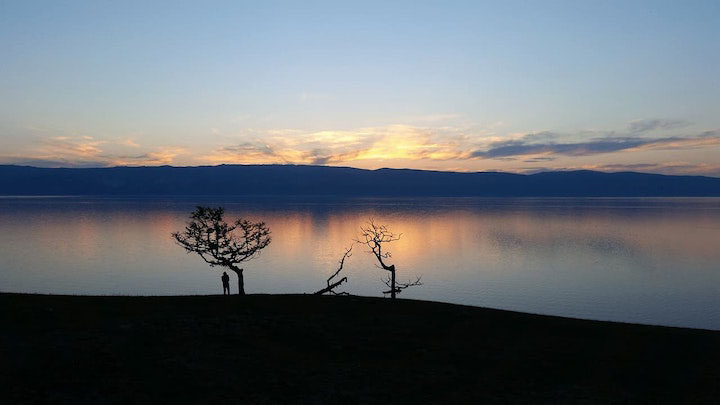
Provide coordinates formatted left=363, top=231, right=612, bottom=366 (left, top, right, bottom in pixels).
left=3, top=197, right=720, bottom=329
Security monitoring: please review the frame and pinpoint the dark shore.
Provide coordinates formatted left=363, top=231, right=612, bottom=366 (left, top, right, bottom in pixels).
left=2, top=293, right=719, bottom=403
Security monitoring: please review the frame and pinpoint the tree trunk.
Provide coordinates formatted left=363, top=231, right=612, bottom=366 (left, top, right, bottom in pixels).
left=230, top=266, right=245, bottom=296
left=390, top=265, right=396, bottom=300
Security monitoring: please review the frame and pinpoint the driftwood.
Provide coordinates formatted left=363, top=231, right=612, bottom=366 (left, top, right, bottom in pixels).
left=314, top=277, right=348, bottom=295
left=314, top=246, right=353, bottom=295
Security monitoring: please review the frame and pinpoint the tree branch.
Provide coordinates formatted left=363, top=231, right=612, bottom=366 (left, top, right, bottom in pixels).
left=172, top=207, right=272, bottom=269
left=314, top=245, right=353, bottom=295
left=382, top=275, right=422, bottom=296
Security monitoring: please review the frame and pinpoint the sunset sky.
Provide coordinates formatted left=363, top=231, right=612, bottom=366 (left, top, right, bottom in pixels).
left=1, top=1, right=719, bottom=175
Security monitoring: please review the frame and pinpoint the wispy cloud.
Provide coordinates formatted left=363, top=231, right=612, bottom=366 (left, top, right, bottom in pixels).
left=200, top=125, right=471, bottom=166
left=108, top=148, right=187, bottom=166
left=118, top=138, right=141, bottom=148
left=470, top=130, right=720, bottom=159
left=40, top=136, right=105, bottom=158
left=197, top=122, right=720, bottom=177
left=3, top=118, right=719, bottom=177
left=628, top=118, right=690, bottom=133
left=0, top=136, right=186, bottom=167
left=0, top=156, right=113, bottom=168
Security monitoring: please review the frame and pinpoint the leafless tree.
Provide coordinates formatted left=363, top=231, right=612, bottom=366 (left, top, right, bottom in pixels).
left=356, top=220, right=421, bottom=299
left=172, top=206, right=271, bottom=295
left=314, top=245, right=353, bottom=295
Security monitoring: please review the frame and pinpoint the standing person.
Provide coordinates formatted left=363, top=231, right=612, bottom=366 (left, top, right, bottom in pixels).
left=221, top=272, right=230, bottom=295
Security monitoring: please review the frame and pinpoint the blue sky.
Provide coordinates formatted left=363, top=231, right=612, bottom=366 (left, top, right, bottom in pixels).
left=1, top=1, right=719, bottom=175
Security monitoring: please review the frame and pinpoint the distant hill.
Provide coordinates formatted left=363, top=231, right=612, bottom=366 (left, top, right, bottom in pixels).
left=1, top=164, right=719, bottom=197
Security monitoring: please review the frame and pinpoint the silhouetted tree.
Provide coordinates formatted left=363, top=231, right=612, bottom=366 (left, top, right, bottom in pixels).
left=314, top=245, right=353, bottom=295
left=172, top=206, right=271, bottom=295
left=356, top=220, right=421, bottom=299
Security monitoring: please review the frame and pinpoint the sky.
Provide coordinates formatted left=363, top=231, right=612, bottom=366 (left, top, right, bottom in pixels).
left=1, top=1, right=719, bottom=175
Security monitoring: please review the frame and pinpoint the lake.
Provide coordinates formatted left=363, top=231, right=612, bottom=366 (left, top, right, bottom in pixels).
left=1, top=196, right=719, bottom=330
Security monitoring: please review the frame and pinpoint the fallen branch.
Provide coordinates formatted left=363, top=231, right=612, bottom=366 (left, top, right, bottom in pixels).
left=314, top=245, right=353, bottom=295
left=314, top=277, right=348, bottom=295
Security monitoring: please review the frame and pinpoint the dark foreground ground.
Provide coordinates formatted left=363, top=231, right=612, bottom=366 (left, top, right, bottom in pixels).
left=2, top=293, right=719, bottom=403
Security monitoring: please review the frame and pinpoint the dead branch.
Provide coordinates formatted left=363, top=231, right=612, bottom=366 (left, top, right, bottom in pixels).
left=355, top=219, right=422, bottom=299
left=314, top=276, right=348, bottom=295
left=382, top=275, right=422, bottom=296
left=314, top=245, right=353, bottom=295
left=354, top=219, right=401, bottom=271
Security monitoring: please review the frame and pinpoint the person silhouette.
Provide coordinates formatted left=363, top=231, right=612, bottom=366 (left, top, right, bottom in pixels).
left=221, top=272, right=230, bottom=295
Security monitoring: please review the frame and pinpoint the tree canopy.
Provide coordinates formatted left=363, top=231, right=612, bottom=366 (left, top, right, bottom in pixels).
left=172, top=206, right=271, bottom=295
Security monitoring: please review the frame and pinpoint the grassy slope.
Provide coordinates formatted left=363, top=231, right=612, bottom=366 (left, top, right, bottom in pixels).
left=2, top=293, right=719, bottom=403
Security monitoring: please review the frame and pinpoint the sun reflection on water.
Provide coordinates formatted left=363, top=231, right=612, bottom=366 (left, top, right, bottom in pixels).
left=1, top=197, right=719, bottom=329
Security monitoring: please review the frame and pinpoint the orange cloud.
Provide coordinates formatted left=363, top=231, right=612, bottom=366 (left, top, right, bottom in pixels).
left=2, top=120, right=719, bottom=177
left=199, top=125, right=472, bottom=167
left=0, top=136, right=187, bottom=168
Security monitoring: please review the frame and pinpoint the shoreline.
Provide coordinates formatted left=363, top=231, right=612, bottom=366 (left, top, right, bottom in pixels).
left=3, top=291, right=718, bottom=332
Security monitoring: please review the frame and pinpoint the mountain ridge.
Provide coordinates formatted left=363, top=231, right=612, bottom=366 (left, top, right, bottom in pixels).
left=1, top=164, right=719, bottom=197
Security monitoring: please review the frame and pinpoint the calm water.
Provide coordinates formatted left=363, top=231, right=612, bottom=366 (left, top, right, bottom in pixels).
left=1, top=196, right=719, bottom=330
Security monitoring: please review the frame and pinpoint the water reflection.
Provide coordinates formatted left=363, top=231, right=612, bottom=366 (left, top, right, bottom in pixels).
left=0, top=197, right=719, bottom=329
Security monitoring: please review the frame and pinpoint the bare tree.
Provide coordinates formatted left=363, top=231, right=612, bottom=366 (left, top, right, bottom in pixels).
left=356, top=220, right=421, bottom=299
left=172, top=206, right=271, bottom=295
left=314, top=245, right=353, bottom=295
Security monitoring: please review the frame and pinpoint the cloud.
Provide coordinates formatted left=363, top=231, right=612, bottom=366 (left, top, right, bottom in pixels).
left=628, top=118, right=690, bottom=133
left=471, top=131, right=720, bottom=159
left=40, top=136, right=105, bottom=158
left=118, top=138, right=141, bottom=148
left=5, top=121, right=718, bottom=177
left=523, top=157, right=556, bottom=163
left=519, top=131, right=559, bottom=142
left=197, top=123, right=720, bottom=177
left=221, top=142, right=276, bottom=157
left=199, top=125, right=470, bottom=166
left=108, top=148, right=187, bottom=166
left=0, top=157, right=113, bottom=168
left=0, top=136, right=186, bottom=168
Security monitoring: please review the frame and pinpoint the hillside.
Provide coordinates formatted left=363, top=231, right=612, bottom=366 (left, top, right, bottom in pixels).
left=2, top=293, right=719, bottom=402
left=1, top=164, right=720, bottom=196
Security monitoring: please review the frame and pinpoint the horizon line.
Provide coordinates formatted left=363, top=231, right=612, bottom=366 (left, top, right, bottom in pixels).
left=2, top=163, right=719, bottom=179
